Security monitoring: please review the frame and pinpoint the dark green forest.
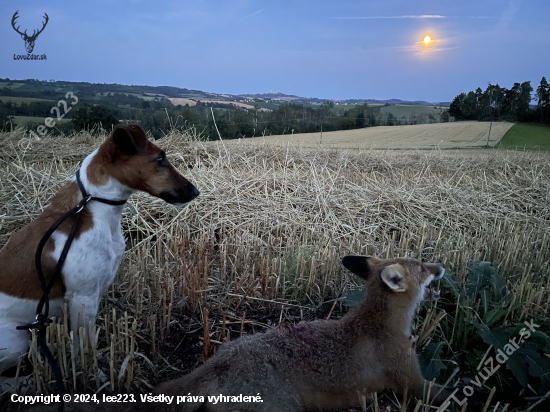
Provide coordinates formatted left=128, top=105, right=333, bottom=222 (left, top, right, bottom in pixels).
left=448, top=77, right=550, bottom=124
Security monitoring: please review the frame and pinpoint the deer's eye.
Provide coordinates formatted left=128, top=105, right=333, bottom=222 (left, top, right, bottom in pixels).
left=156, top=153, right=167, bottom=167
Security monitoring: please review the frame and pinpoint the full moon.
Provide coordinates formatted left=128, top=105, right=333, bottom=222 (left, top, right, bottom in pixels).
left=424, top=36, right=431, bottom=44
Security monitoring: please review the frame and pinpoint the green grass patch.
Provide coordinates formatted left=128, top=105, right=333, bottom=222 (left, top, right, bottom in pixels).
left=0, top=96, right=53, bottom=105
left=379, top=104, right=447, bottom=120
left=497, top=123, right=550, bottom=151
left=332, top=102, right=381, bottom=114
left=243, top=101, right=280, bottom=111
left=13, top=116, right=72, bottom=126
left=330, top=103, right=448, bottom=120
left=0, top=81, right=25, bottom=89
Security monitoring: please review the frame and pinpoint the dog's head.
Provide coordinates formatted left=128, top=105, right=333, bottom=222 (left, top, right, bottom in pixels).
left=341, top=255, right=444, bottom=304
left=96, top=124, right=199, bottom=205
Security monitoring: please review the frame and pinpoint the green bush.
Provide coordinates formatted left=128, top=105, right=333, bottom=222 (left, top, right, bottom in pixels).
left=419, top=261, right=550, bottom=406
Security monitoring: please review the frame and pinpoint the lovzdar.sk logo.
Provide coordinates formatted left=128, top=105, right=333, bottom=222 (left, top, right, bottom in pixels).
left=11, top=10, right=48, bottom=61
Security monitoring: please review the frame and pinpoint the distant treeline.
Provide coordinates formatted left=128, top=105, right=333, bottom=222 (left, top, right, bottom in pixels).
left=71, top=101, right=385, bottom=139
left=0, top=99, right=447, bottom=139
left=448, top=77, right=550, bottom=124
left=0, top=78, right=451, bottom=138
left=0, top=94, right=392, bottom=139
left=0, top=78, right=208, bottom=99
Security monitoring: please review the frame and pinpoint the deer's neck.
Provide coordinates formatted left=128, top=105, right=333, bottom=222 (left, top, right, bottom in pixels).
left=341, top=287, right=416, bottom=339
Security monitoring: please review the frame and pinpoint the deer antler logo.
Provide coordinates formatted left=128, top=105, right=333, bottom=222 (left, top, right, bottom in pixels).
left=11, top=11, right=49, bottom=54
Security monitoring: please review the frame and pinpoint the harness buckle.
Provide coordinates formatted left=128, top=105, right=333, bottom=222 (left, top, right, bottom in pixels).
left=76, top=194, right=92, bottom=213
left=16, top=314, right=52, bottom=333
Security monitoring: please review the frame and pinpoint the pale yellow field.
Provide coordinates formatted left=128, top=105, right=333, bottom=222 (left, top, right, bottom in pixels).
left=167, top=97, right=272, bottom=111
left=168, top=97, right=197, bottom=106
left=227, top=121, right=514, bottom=149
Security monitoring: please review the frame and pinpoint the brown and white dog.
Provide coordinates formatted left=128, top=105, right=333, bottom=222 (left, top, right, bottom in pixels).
left=0, top=124, right=199, bottom=379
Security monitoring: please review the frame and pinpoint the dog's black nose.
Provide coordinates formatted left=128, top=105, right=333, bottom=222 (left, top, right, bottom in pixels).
left=192, top=187, right=200, bottom=198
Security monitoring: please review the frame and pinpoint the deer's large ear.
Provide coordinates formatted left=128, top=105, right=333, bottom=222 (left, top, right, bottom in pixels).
left=111, top=125, right=147, bottom=156
left=341, top=256, right=380, bottom=280
left=380, top=264, right=407, bottom=292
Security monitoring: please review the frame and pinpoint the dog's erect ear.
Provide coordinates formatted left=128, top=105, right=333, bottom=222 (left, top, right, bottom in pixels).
left=380, top=264, right=407, bottom=292
left=111, top=125, right=148, bottom=156
left=341, top=256, right=380, bottom=280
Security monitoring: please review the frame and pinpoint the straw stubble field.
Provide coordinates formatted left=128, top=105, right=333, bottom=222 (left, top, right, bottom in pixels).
left=0, top=128, right=549, bottom=410
left=232, top=121, right=515, bottom=149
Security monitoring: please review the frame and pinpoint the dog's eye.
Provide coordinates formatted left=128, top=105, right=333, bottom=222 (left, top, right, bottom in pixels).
left=421, top=266, right=426, bottom=273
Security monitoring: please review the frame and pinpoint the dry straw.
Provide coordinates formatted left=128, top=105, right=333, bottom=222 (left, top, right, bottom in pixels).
left=1, top=127, right=549, bottom=409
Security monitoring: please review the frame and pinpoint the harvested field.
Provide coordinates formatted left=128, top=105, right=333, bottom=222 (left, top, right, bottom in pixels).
left=0, top=128, right=549, bottom=410
left=167, top=97, right=197, bottom=107
left=231, top=121, right=514, bottom=149
left=167, top=97, right=271, bottom=111
left=378, top=104, right=449, bottom=119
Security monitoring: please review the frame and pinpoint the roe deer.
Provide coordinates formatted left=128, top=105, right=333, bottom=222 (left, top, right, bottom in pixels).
left=153, top=256, right=457, bottom=411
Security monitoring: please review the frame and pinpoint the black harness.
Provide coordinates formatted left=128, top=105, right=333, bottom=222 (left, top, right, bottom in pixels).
left=16, top=169, right=127, bottom=411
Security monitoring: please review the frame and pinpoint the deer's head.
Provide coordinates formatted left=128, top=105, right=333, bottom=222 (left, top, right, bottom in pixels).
left=11, top=11, right=49, bottom=54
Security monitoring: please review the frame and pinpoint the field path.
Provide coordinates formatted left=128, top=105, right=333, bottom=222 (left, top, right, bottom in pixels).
left=228, top=121, right=514, bottom=149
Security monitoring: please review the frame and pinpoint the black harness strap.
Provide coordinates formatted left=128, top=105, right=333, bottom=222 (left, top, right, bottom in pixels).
left=16, top=169, right=127, bottom=412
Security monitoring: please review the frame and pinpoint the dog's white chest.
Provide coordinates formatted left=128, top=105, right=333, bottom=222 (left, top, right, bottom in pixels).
left=50, top=205, right=125, bottom=299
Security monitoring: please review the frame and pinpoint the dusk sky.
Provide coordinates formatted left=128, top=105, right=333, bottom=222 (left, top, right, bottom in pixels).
left=1, top=0, right=548, bottom=102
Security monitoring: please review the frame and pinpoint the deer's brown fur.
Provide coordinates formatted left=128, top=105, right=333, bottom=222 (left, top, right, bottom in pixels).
left=152, top=256, right=450, bottom=411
